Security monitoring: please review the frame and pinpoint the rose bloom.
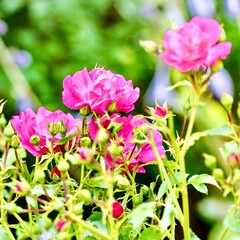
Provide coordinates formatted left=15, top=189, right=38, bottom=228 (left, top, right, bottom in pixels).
left=158, top=16, right=232, bottom=72
left=12, top=107, right=80, bottom=156
left=62, top=67, right=140, bottom=114
left=88, top=114, right=165, bottom=173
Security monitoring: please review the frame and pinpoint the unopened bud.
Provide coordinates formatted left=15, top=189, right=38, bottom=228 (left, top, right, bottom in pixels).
left=59, top=119, right=67, bottom=137
left=51, top=166, right=61, bottom=179
left=4, top=120, right=14, bottom=139
left=112, top=201, right=124, bottom=218
left=0, top=113, right=7, bottom=128
left=78, top=189, right=92, bottom=203
left=133, top=126, right=148, bottom=141
left=110, top=123, right=122, bottom=134
left=221, top=92, right=233, bottom=111
left=15, top=178, right=30, bottom=195
left=48, top=122, right=60, bottom=136
left=97, top=128, right=109, bottom=146
left=212, top=168, right=224, bottom=180
left=139, top=40, right=158, bottom=54
left=132, top=193, right=143, bottom=207
left=203, top=153, right=217, bottom=170
left=34, top=169, right=46, bottom=183
left=80, top=136, right=92, bottom=147
left=30, top=135, right=40, bottom=146
left=73, top=202, right=84, bottom=215
left=55, top=219, right=67, bottom=232
left=32, top=224, right=42, bottom=235
left=58, top=160, right=69, bottom=173
left=107, top=101, right=117, bottom=113
left=42, top=216, right=53, bottom=230
left=140, top=185, right=149, bottom=196
left=108, top=142, right=123, bottom=158
left=80, top=105, right=91, bottom=116
left=227, top=152, right=239, bottom=168
left=10, top=135, right=20, bottom=148
left=183, top=97, right=192, bottom=114
left=114, top=175, right=130, bottom=189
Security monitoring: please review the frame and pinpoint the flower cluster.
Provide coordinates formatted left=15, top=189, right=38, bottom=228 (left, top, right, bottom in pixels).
left=12, top=107, right=81, bottom=156
left=0, top=16, right=238, bottom=240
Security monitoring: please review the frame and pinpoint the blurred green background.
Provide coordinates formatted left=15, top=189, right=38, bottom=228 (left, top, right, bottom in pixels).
left=0, top=0, right=239, bottom=239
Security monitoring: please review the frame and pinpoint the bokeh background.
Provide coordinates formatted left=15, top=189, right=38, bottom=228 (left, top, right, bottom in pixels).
left=0, top=0, right=239, bottom=239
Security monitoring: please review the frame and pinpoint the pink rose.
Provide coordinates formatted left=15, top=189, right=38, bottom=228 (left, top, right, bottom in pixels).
left=62, top=67, right=140, bottom=114
left=88, top=114, right=165, bottom=173
left=12, top=107, right=80, bottom=156
left=158, top=16, right=232, bottom=72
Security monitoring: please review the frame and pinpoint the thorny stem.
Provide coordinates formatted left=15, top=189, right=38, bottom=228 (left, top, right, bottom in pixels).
left=150, top=130, right=184, bottom=223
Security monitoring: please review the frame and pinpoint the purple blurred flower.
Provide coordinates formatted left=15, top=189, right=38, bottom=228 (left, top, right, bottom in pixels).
left=209, top=68, right=234, bottom=100
left=10, top=49, right=32, bottom=68
left=224, top=0, right=240, bottom=18
left=186, top=0, right=215, bottom=18
left=139, top=2, right=157, bottom=18
left=0, top=19, right=8, bottom=36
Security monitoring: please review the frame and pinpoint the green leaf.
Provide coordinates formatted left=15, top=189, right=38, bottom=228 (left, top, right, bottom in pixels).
left=160, top=198, right=174, bottom=232
left=26, top=196, right=38, bottom=208
left=139, top=227, right=162, bottom=240
left=224, top=215, right=240, bottom=233
left=56, top=132, right=78, bottom=145
left=128, top=201, right=156, bottom=230
left=0, top=225, right=11, bottom=240
left=188, top=174, right=221, bottom=195
left=164, top=80, right=192, bottom=91
left=87, top=176, right=108, bottom=189
left=189, top=123, right=234, bottom=148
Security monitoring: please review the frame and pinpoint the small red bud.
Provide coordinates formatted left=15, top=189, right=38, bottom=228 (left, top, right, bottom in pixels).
left=112, top=201, right=124, bottom=218
left=55, top=219, right=67, bottom=232
left=51, top=166, right=61, bottom=179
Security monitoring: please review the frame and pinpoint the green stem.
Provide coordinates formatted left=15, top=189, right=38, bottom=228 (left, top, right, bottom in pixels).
left=67, top=212, right=111, bottom=240
left=179, top=93, right=200, bottom=240
left=1, top=221, right=15, bottom=240
left=150, top=130, right=184, bottom=223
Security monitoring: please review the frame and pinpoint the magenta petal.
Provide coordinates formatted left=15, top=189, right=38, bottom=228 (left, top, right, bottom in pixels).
left=205, top=42, right=232, bottom=66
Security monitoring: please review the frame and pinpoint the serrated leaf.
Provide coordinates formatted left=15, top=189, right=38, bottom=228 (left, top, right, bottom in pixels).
left=56, top=132, right=78, bottom=145
left=0, top=225, right=11, bottom=240
left=188, top=174, right=221, bottom=195
left=139, top=227, right=162, bottom=240
left=128, top=201, right=156, bottom=230
left=189, top=123, right=234, bottom=148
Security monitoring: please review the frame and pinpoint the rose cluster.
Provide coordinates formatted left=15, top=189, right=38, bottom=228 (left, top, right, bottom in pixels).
left=12, top=67, right=165, bottom=174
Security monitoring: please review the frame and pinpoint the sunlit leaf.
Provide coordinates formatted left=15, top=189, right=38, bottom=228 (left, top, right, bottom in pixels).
left=139, top=227, right=162, bottom=240
left=224, top=215, right=240, bottom=233
left=128, top=201, right=156, bottom=230
left=188, top=174, right=221, bottom=195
